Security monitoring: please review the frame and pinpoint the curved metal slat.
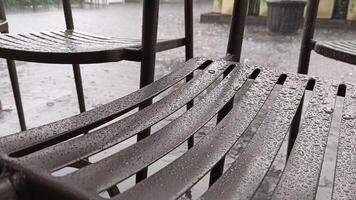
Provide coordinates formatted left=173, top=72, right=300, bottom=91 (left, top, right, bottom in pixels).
left=29, top=32, right=67, bottom=45
left=41, top=31, right=85, bottom=46
left=332, top=84, right=356, bottom=200
left=5, top=34, right=56, bottom=50
left=113, top=69, right=279, bottom=200
left=314, top=41, right=356, bottom=65
left=18, top=33, right=62, bottom=48
left=0, top=58, right=208, bottom=155
left=63, top=31, right=138, bottom=45
left=201, top=74, right=309, bottom=200
left=56, top=31, right=115, bottom=44
left=19, top=59, right=233, bottom=170
left=327, top=42, right=356, bottom=54
left=273, top=81, right=338, bottom=200
left=64, top=63, right=257, bottom=193
left=0, top=30, right=168, bottom=63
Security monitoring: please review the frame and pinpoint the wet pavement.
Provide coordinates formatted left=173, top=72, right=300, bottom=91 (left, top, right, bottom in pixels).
left=0, top=1, right=355, bottom=199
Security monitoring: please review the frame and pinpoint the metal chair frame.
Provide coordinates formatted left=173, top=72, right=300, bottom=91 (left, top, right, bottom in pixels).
left=0, top=0, right=194, bottom=132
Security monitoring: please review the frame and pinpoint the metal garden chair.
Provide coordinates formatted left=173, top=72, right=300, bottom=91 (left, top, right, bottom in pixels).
left=0, top=0, right=194, bottom=131
left=298, top=0, right=356, bottom=74
left=1, top=0, right=356, bottom=199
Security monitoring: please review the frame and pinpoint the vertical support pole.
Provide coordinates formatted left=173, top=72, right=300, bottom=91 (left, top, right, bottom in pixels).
left=0, top=1, right=27, bottom=131
left=136, top=0, right=160, bottom=184
left=288, top=0, right=319, bottom=159
left=184, top=0, right=195, bottom=149
left=7, top=60, right=27, bottom=131
left=184, top=0, right=194, bottom=61
left=209, top=0, right=248, bottom=187
left=62, top=0, right=86, bottom=113
left=62, top=0, right=74, bottom=30
left=72, top=64, right=86, bottom=113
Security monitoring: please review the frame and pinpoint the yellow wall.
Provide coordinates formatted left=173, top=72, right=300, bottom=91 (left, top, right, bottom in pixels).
left=348, top=0, right=356, bottom=20
left=221, top=0, right=234, bottom=15
left=214, top=0, right=356, bottom=20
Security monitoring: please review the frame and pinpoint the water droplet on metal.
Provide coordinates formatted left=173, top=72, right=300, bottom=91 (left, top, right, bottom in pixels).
left=208, top=70, right=215, bottom=74
left=323, top=107, right=334, bottom=114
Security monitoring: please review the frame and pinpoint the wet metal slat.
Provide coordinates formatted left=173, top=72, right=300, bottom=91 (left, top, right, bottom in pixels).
left=273, top=81, right=338, bottom=200
left=201, top=74, right=309, bottom=200
left=332, top=84, right=356, bottom=200
left=64, top=63, right=257, bottom=193
left=0, top=58, right=208, bottom=155
left=113, top=69, right=279, bottom=200
left=18, top=60, right=233, bottom=170
left=4, top=60, right=356, bottom=200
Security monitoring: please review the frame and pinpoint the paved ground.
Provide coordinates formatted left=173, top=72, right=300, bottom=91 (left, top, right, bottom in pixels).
left=0, top=1, right=355, bottom=199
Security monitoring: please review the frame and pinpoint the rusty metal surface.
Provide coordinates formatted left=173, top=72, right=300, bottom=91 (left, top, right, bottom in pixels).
left=2, top=59, right=356, bottom=199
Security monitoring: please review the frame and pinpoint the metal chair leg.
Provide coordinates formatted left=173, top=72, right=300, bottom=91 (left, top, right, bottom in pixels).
left=6, top=59, right=26, bottom=131
left=72, top=64, right=86, bottom=113
left=136, top=0, right=160, bottom=184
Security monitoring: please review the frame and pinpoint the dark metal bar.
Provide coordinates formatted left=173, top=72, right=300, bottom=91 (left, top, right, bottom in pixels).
left=297, top=0, right=319, bottom=75
left=7, top=59, right=26, bottom=131
left=72, top=64, right=86, bottom=113
left=156, top=38, right=186, bottom=52
left=62, top=0, right=74, bottom=30
left=226, top=0, right=248, bottom=59
left=62, top=0, right=86, bottom=113
left=289, top=0, right=320, bottom=159
left=136, top=0, right=160, bottom=183
left=184, top=0, right=194, bottom=61
left=0, top=0, right=7, bottom=20
left=184, top=0, right=195, bottom=149
left=0, top=3, right=26, bottom=131
left=209, top=0, right=248, bottom=187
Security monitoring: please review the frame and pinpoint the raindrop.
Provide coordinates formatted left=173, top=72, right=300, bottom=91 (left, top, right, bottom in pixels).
left=343, top=114, right=356, bottom=120
left=323, top=107, right=334, bottom=114
left=208, top=70, right=215, bottom=74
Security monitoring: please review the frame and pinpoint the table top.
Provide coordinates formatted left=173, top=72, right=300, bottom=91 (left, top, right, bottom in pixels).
left=0, top=58, right=355, bottom=200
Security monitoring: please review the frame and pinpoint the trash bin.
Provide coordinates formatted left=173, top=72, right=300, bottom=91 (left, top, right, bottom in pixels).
left=266, top=0, right=306, bottom=34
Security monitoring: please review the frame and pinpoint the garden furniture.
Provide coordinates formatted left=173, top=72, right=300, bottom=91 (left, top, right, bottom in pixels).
left=1, top=0, right=356, bottom=199
left=299, top=0, right=356, bottom=72
left=0, top=0, right=194, bottom=131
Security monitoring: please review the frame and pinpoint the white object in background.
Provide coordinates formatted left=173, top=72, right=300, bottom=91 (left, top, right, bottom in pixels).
left=84, top=0, right=125, bottom=5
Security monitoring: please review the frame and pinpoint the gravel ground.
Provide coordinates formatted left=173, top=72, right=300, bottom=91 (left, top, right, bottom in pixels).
left=0, top=1, right=355, bottom=199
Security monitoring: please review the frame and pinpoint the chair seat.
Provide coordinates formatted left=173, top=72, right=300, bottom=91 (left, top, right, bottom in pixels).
left=314, top=40, right=356, bottom=65
left=0, top=30, right=185, bottom=64
left=1, top=58, right=356, bottom=199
